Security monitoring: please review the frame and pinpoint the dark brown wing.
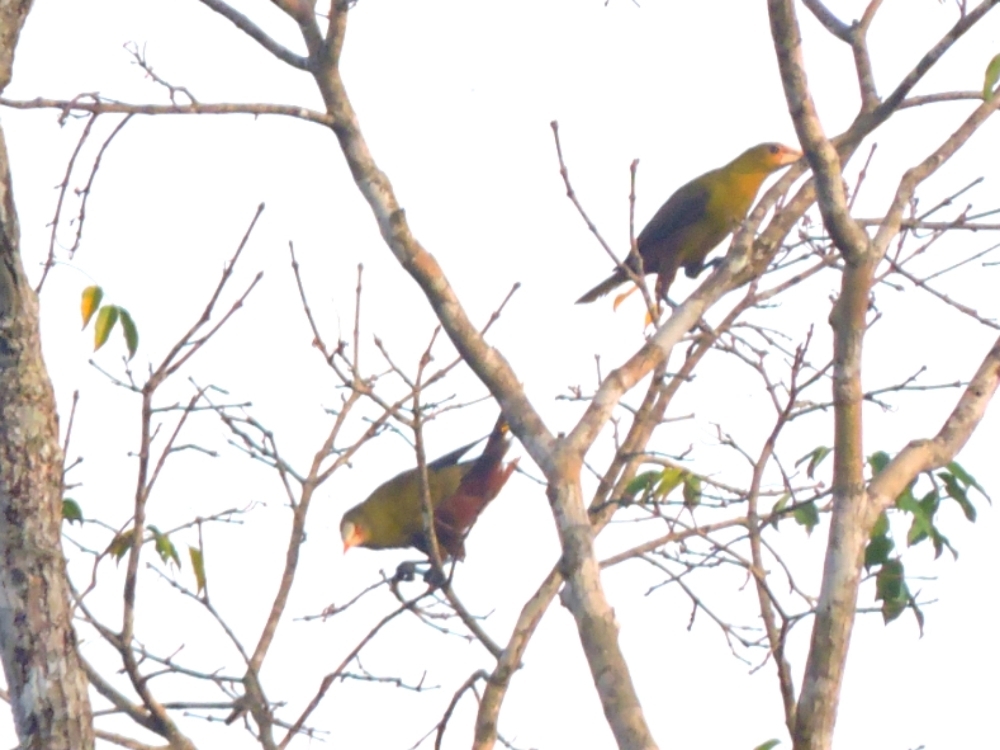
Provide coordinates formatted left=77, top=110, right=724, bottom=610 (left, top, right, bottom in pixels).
left=576, top=177, right=713, bottom=304
left=427, top=439, right=481, bottom=472
left=636, top=178, right=712, bottom=272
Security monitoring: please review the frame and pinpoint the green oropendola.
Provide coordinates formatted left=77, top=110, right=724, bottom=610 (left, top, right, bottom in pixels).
left=576, top=142, right=801, bottom=304
left=340, top=416, right=517, bottom=560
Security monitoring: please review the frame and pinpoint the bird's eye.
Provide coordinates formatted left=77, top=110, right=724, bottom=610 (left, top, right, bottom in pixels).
left=769, top=145, right=780, bottom=154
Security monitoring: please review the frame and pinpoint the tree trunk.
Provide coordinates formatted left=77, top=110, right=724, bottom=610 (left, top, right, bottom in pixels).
left=0, top=1, right=95, bottom=747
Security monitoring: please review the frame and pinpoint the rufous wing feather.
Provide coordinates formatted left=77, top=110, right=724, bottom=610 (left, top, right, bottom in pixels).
left=433, top=417, right=517, bottom=559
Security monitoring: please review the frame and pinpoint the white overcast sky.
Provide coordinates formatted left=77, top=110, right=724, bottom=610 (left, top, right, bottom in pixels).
left=2, top=1, right=1000, bottom=748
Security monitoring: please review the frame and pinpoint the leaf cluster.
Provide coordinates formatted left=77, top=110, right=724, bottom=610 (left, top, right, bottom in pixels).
left=865, top=453, right=987, bottom=625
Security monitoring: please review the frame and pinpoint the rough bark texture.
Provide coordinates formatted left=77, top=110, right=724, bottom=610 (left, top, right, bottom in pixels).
left=294, top=7, right=662, bottom=746
left=768, top=2, right=1000, bottom=748
left=0, top=1, right=95, bottom=746
left=792, top=258, right=873, bottom=750
left=550, top=476, right=658, bottom=750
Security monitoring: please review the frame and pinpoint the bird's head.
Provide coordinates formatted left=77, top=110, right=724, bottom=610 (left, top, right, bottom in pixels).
left=340, top=513, right=369, bottom=553
left=737, top=142, right=802, bottom=173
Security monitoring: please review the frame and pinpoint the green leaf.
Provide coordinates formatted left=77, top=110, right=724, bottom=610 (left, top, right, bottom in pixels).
left=905, top=490, right=936, bottom=547
left=894, top=483, right=919, bottom=514
left=682, top=474, right=701, bottom=508
left=792, top=501, right=819, bottom=534
left=882, top=589, right=908, bottom=624
left=795, top=446, right=831, bottom=479
left=938, top=470, right=977, bottom=522
left=149, top=526, right=181, bottom=569
left=624, top=467, right=688, bottom=505
left=868, top=451, right=890, bottom=476
left=864, top=533, right=893, bottom=570
left=62, top=498, right=83, bottom=525
left=984, top=53, right=1000, bottom=99
left=117, top=307, right=139, bottom=360
left=189, top=546, right=207, bottom=594
left=81, top=285, right=103, bottom=328
left=769, top=493, right=790, bottom=529
left=875, top=559, right=903, bottom=601
left=896, top=479, right=917, bottom=513
left=624, top=471, right=660, bottom=502
left=946, top=461, right=988, bottom=502
left=94, top=305, right=119, bottom=351
left=910, top=594, right=926, bottom=635
left=870, top=510, right=889, bottom=538
left=875, top=559, right=907, bottom=624
left=753, top=741, right=780, bottom=750
left=927, top=524, right=956, bottom=560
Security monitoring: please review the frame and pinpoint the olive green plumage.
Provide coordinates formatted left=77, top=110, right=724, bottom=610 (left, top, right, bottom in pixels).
left=340, top=417, right=516, bottom=560
left=577, top=142, right=801, bottom=303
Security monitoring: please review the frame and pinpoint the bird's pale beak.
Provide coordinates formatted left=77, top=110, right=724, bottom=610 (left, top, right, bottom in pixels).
left=779, top=147, right=803, bottom=166
left=341, top=521, right=363, bottom=553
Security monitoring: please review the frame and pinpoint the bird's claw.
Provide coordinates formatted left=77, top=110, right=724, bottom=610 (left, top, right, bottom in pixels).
left=393, top=560, right=419, bottom=583
left=422, top=565, right=447, bottom=588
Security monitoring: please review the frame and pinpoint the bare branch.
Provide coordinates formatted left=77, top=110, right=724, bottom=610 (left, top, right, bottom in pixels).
left=900, top=90, right=984, bottom=108
left=871, top=0, right=1000, bottom=122
left=197, top=0, right=310, bottom=70
left=0, top=95, right=335, bottom=126
left=156, top=204, right=265, bottom=379
left=93, top=729, right=164, bottom=750
left=551, top=121, right=656, bottom=319
left=432, top=670, right=488, bottom=750
left=867, top=335, right=1000, bottom=516
left=66, top=114, right=133, bottom=261
left=800, top=0, right=849, bottom=38
left=278, top=595, right=432, bottom=750
left=769, top=0, right=871, bottom=261
left=872, top=92, right=1000, bottom=258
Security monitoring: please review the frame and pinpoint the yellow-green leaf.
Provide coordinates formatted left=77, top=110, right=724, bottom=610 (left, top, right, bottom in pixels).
left=107, top=529, right=136, bottom=563
left=769, top=492, right=790, bottom=529
left=62, top=498, right=83, bottom=525
left=655, top=467, right=687, bottom=501
left=864, top=533, right=893, bottom=570
left=94, top=305, right=119, bottom=351
left=624, top=471, right=660, bottom=502
left=149, top=526, right=181, bottom=569
left=118, top=307, right=139, bottom=360
left=792, top=501, right=820, bottom=534
left=682, top=474, right=702, bottom=508
left=795, top=446, right=831, bottom=479
left=946, top=460, right=989, bottom=503
left=871, top=510, right=889, bottom=538
left=189, top=546, right=207, bottom=594
left=624, top=467, right=687, bottom=504
left=984, top=53, right=1000, bottom=99
left=81, top=285, right=103, bottom=328
left=875, top=558, right=908, bottom=624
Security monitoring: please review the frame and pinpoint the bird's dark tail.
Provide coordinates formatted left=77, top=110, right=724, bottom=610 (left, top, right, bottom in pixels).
left=575, top=268, right=628, bottom=304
